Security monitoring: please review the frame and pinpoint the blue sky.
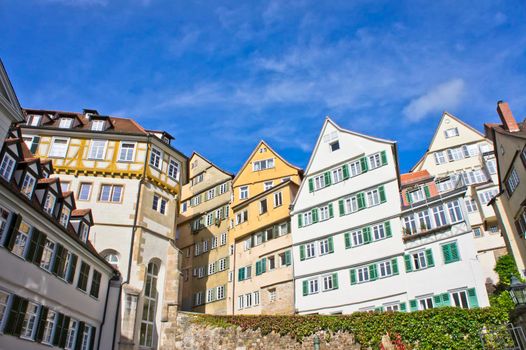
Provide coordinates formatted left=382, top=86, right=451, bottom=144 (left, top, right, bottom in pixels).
left=2, top=0, right=525, bottom=174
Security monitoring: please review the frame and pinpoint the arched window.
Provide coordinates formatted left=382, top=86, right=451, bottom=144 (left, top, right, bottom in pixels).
left=140, top=261, right=159, bottom=347
left=102, top=250, right=120, bottom=270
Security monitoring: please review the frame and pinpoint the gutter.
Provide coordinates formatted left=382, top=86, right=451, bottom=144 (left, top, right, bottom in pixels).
left=97, top=272, right=121, bottom=350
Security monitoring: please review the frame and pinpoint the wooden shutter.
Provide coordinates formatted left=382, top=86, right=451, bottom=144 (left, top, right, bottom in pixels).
left=424, top=186, right=430, bottom=198
left=225, top=256, right=230, bottom=269
left=67, top=254, right=78, bottom=284
left=338, top=199, right=345, bottom=216
left=391, top=258, right=398, bottom=275
left=399, top=302, right=407, bottom=312
left=350, top=269, right=356, bottom=285
left=311, top=208, right=318, bottom=223
left=385, top=221, right=392, bottom=238
left=308, top=179, right=314, bottom=192
left=52, top=313, right=65, bottom=346
left=357, top=193, right=366, bottom=209
left=363, top=227, right=372, bottom=244
left=409, top=299, right=418, bottom=312
left=299, top=245, right=306, bottom=261
left=52, top=244, right=64, bottom=275
left=75, top=321, right=85, bottom=350
left=374, top=306, right=383, bottom=312
left=360, top=157, right=368, bottom=172
left=30, top=136, right=41, bottom=154
left=35, top=306, right=49, bottom=342
left=328, top=203, right=334, bottom=218
left=425, top=249, right=434, bottom=267
left=284, top=251, right=291, bottom=266
left=342, top=164, right=349, bottom=179
left=4, top=295, right=21, bottom=335
left=369, top=264, right=378, bottom=281
left=433, top=295, right=442, bottom=307
left=297, top=214, right=303, bottom=228
left=332, top=273, right=339, bottom=289
left=33, top=232, right=47, bottom=266
left=405, top=191, right=412, bottom=204
left=450, top=242, right=460, bottom=262
left=442, top=244, right=452, bottom=264
left=89, top=327, right=96, bottom=350
left=59, top=316, right=71, bottom=348
left=380, top=150, right=387, bottom=165
left=26, top=228, right=41, bottom=262
left=302, top=281, right=308, bottom=296
left=344, top=233, right=351, bottom=249
left=379, top=186, right=386, bottom=203
left=404, top=255, right=412, bottom=272
left=238, top=268, right=244, bottom=281
left=324, top=171, right=332, bottom=186
left=3, top=213, right=20, bottom=248
left=467, top=288, right=479, bottom=308
left=441, top=293, right=451, bottom=306
left=328, top=237, right=334, bottom=253
left=261, top=258, right=267, bottom=273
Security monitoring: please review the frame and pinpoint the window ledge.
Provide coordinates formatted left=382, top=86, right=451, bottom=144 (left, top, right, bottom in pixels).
left=403, top=224, right=452, bottom=242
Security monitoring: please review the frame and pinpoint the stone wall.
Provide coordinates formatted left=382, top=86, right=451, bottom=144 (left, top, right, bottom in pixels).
left=163, top=312, right=361, bottom=350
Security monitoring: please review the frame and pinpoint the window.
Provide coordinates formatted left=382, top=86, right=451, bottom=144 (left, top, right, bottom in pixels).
left=238, top=295, right=244, bottom=309
left=208, top=262, right=215, bottom=275
left=432, top=205, right=448, bottom=227
left=195, top=292, right=203, bottom=306
left=168, top=159, right=180, bottom=180
left=385, top=304, right=400, bottom=312
left=65, top=319, right=78, bottom=350
left=21, top=302, right=39, bottom=340
left=349, top=160, right=361, bottom=177
left=378, top=261, right=393, bottom=277
left=0, top=207, right=10, bottom=244
left=91, top=119, right=105, bottom=131
left=434, top=151, right=446, bottom=165
left=447, top=147, right=463, bottom=162
left=274, top=192, right=283, bottom=207
left=206, top=288, right=215, bottom=303
left=191, top=173, right=204, bottom=186
left=343, top=196, right=359, bottom=215
left=218, top=258, right=227, bottom=271
left=0, top=290, right=8, bottom=329
left=465, top=199, right=478, bottom=213
left=218, top=182, right=229, bottom=195
left=105, top=253, right=119, bottom=269
left=28, top=114, right=41, bottom=126
left=119, top=142, right=135, bottom=162
left=417, top=210, right=432, bottom=231
left=88, top=140, right=106, bottom=160
left=451, top=290, right=469, bottom=309
left=473, top=227, right=483, bottom=238
left=319, top=206, right=329, bottom=221
left=40, top=239, right=55, bottom=271
left=202, top=240, right=209, bottom=253
left=60, top=181, right=70, bottom=193
left=253, top=291, right=260, bottom=306
left=90, top=270, right=102, bottom=298
left=442, top=241, right=460, bottom=264
left=462, top=169, right=488, bottom=185
left=80, top=325, right=93, bottom=350
left=488, top=225, right=499, bottom=233
left=479, top=189, right=499, bottom=205
left=259, top=199, right=268, bottom=214
left=239, top=186, right=249, bottom=200
left=372, top=223, right=386, bottom=240
left=140, top=262, right=159, bottom=347
left=24, top=135, right=36, bottom=150
left=409, top=249, right=434, bottom=270
left=307, top=278, right=319, bottom=294
left=253, top=158, right=274, bottom=171
left=323, top=274, right=338, bottom=291
left=99, top=184, right=123, bottom=202
left=366, top=189, right=380, bottom=206
left=198, top=267, right=204, bottom=278
left=444, top=127, right=459, bottom=138
left=319, top=239, right=330, bottom=255
left=217, top=286, right=225, bottom=300
left=357, top=266, right=370, bottom=283
left=236, top=210, right=248, bottom=225
left=264, top=181, right=273, bottom=190
left=409, top=188, right=426, bottom=203
left=486, top=158, right=497, bottom=175
left=77, top=261, right=90, bottom=291
left=181, top=201, right=187, bottom=213
left=368, top=153, right=382, bottom=169
left=332, top=167, right=343, bottom=183
left=149, top=147, right=162, bottom=169
left=303, top=211, right=313, bottom=226
left=21, top=173, right=36, bottom=198
left=313, top=174, right=327, bottom=191
left=352, top=230, right=364, bottom=246
left=59, top=206, right=70, bottom=227
left=267, top=255, right=276, bottom=270
left=418, top=297, right=434, bottom=310
left=12, top=221, right=31, bottom=257
left=41, top=310, right=57, bottom=344
left=59, top=118, right=73, bottom=128
left=78, top=183, right=92, bottom=201
left=330, top=141, right=340, bottom=151
left=506, top=168, right=520, bottom=195
left=447, top=200, right=463, bottom=223
left=0, top=153, right=15, bottom=180
left=220, top=232, right=227, bottom=246
left=152, top=195, right=168, bottom=214
left=49, top=138, right=69, bottom=158
left=43, top=192, right=56, bottom=214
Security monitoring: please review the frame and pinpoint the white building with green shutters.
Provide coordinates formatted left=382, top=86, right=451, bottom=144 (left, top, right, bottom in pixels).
left=291, top=118, right=489, bottom=314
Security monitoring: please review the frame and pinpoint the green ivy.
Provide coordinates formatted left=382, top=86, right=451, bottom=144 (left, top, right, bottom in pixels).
left=494, top=254, right=522, bottom=288
left=195, top=307, right=509, bottom=350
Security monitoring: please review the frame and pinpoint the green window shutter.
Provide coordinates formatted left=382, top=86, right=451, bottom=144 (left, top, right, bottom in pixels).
left=425, top=249, right=435, bottom=267
left=255, top=261, right=261, bottom=276
left=369, top=264, right=378, bottom=281
left=303, top=281, right=308, bottom=296
left=285, top=251, right=292, bottom=266
left=399, top=302, right=407, bottom=312
left=324, top=171, right=332, bottom=186
left=375, top=306, right=383, bottom=312
left=300, top=245, right=306, bottom=261
left=385, top=221, right=392, bottom=238
left=350, top=269, right=357, bottom=285
left=332, top=273, right=339, bottom=289
left=442, top=244, right=452, bottom=264
left=409, top=299, right=418, bottom=312
left=467, top=288, right=479, bottom=308
left=433, top=295, right=442, bottom=307
left=338, top=199, right=345, bottom=216
left=441, top=293, right=451, bottom=306
left=450, top=242, right=460, bottom=262
left=312, top=209, right=319, bottom=223
left=328, top=237, right=334, bottom=253
left=424, top=186, right=431, bottom=198
left=360, top=157, right=368, bottom=172
left=328, top=203, right=334, bottom=218
left=261, top=258, right=267, bottom=273
left=238, top=268, right=245, bottom=281
left=405, top=191, right=412, bottom=204
left=392, top=258, right=399, bottom=275
left=379, top=185, right=386, bottom=203
left=308, top=179, right=314, bottom=192
left=30, top=136, right=40, bottom=154
left=363, top=227, right=372, bottom=244
left=298, top=214, right=303, bottom=228
left=404, top=255, right=413, bottom=272
left=225, top=256, right=230, bottom=269
left=380, top=150, right=387, bottom=165
left=357, top=193, right=366, bottom=209
left=344, top=233, right=351, bottom=249
left=342, top=164, right=350, bottom=179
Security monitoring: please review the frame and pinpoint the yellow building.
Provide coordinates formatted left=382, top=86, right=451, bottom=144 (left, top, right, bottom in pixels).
left=227, top=141, right=302, bottom=315
left=485, top=101, right=526, bottom=276
left=20, top=108, right=187, bottom=350
left=177, top=153, right=233, bottom=314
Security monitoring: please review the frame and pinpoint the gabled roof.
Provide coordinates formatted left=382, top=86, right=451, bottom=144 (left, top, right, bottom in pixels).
left=0, top=59, right=24, bottom=123
left=190, top=151, right=234, bottom=178
left=232, top=140, right=302, bottom=184
left=400, top=170, right=432, bottom=186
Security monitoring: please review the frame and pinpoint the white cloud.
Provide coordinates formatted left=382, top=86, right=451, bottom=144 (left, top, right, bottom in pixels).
left=403, top=79, right=465, bottom=122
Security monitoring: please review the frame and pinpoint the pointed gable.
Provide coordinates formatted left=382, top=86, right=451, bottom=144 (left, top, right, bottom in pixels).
left=0, top=59, right=24, bottom=123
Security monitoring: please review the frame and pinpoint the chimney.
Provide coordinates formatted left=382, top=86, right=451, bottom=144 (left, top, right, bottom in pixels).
left=497, top=101, right=519, bottom=132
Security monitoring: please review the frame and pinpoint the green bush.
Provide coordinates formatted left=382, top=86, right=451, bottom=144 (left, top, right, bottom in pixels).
left=494, top=254, right=522, bottom=288
left=195, top=307, right=509, bottom=350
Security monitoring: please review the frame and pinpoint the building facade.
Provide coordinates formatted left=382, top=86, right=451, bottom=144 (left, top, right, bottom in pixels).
left=228, top=141, right=301, bottom=315
left=291, top=118, right=488, bottom=314
left=177, top=153, right=233, bottom=314
left=411, top=112, right=507, bottom=289
left=0, top=128, right=120, bottom=349
left=20, top=109, right=187, bottom=350
left=485, top=101, right=526, bottom=276
left=0, top=60, right=25, bottom=148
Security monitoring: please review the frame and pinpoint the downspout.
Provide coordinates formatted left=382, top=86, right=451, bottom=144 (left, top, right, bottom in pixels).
left=112, top=134, right=150, bottom=350
left=97, top=271, right=121, bottom=350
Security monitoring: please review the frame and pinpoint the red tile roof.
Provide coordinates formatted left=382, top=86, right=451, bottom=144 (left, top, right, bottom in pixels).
left=401, top=170, right=432, bottom=186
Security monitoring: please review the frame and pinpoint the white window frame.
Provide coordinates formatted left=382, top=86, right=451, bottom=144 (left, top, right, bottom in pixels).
left=319, top=239, right=330, bottom=255
left=21, top=173, right=36, bottom=198
left=48, top=137, right=70, bottom=158
left=20, top=302, right=40, bottom=340
left=149, top=147, right=163, bottom=169
left=78, top=183, right=92, bottom=201
left=273, top=191, right=283, bottom=207
left=88, top=139, right=107, bottom=160
left=91, top=119, right=105, bottom=131
left=168, top=158, right=180, bottom=181
left=307, top=278, right=319, bottom=295
left=118, top=142, right=136, bottom=162
left=59, top=118, right=74, bottom=129
left=239, top=186, right=249, bottom=200
left=444, top=127, right=459, bottom=138
left=0, top=153, right=16, bottom=180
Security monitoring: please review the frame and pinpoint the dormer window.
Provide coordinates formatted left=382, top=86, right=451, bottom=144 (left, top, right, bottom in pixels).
left=43, top=193, right=56, bottom=215
left=59, top=206, right=70, bottom=227
left=27, top=115, right=41, bottom=126
left=0, top=153, right=16, bottom=181
left=91, top=120, right=106, bottom=131
left=59, top=118, right=73, bottom=129
left=21, top=173, right=36, bottom=198
left=80, top=223, right=90, bottom=242
left=444, top=127, right=459, bottom=138
left=330, top=140, right=340, bottom=152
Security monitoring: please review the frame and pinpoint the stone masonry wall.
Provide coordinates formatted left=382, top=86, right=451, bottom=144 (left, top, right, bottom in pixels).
left=162, top=312, right=361, bottom=350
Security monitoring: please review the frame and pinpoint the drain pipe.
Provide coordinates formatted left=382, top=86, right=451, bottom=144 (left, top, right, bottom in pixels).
left=112, top=134, right=150, bottom=350
left=97, top=271, right=121, bottom=350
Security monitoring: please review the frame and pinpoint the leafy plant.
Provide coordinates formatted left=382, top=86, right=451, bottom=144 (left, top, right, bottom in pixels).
left=494, top=254, right=522, bottom=289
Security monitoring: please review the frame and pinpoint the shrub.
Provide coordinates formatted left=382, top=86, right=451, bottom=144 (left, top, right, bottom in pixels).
left=494, top=254, right=522, bottom=289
